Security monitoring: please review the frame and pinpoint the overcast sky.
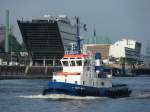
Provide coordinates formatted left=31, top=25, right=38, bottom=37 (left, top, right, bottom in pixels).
left=0, top=0, right=150, bottom=53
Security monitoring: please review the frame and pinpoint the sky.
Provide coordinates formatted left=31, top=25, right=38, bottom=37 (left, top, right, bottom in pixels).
left=0, top=0, right=150, bottom=53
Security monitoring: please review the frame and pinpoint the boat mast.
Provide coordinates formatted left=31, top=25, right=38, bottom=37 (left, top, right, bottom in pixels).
left=75, top=16, right=87, bottom=53
left=75, top=16, right=80, bottom=52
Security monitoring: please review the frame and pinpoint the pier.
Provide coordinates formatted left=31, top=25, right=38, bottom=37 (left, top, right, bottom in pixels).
left=131, top=67, right=150, bottom=75
left=0, top=66, right=62, bottom=79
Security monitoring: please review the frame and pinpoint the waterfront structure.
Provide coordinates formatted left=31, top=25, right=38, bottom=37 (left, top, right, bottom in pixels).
left=18, top=15, right=77, bottom=65
left=109, top=39, right=142, bottom=63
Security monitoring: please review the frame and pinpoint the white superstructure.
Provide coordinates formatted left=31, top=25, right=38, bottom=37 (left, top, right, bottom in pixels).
left=109, top=39, right=141, bottom=60
left=53, top=52, right=112, bottom=88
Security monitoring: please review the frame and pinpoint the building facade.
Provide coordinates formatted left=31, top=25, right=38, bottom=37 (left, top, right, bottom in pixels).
left=109, top=39, right=142, bottom=62
left=83, top=44, right=110, bottom=60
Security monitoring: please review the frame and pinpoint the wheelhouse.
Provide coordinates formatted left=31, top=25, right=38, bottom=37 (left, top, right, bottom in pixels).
left=61, top=54, right=90, bottom=67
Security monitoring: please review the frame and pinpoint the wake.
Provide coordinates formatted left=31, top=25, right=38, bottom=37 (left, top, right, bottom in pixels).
left=128, top=91, right=150, bottom=100
left=19, top=94, right=105, bottom=100
left=18, top=91, right=150, bottom=100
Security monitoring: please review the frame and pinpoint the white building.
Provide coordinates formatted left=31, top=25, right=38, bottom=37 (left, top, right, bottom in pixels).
left=109, top=39, right=141, bottom=61
left=143, top=45, right=150, bottom=67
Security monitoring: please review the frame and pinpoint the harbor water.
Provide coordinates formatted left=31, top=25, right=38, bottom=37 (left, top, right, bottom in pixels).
left=0, top=76, right=150, bottom=112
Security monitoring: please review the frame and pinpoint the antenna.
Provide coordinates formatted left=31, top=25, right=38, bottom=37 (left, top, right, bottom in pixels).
left=5, top=9, right=9, bottom=53
left=94, top=27, right=96, bottom=37
left=93, top=27, right=96, bottom=44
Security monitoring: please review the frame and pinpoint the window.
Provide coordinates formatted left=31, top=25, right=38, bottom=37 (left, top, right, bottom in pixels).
left=76, top=60, right=82, bottom=66
left=84, top=60, right=88, bottom=66
left=75, top=81, right=78, bottom=84
left=63, top=61, right=68, bottom=66
left=84, top=59, right=90, bottom=66
left=83, top=81, right=85, bottom=85
left=101, top=82, right=104, bottom=86
left=53, top=79, right=56, bottom=82
left=70, top=61, right=75, bottom=66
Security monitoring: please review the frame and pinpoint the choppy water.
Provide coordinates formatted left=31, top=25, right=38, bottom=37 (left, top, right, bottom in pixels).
left=0, top=76, right=150, bottom=112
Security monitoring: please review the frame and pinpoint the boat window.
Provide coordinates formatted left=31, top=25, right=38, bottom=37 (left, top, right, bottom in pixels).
left=70, top=61, right=75, bottom=66
left=75, top=81, right=78, bottom=84
left=76, top=60, right=82, bottom=66
left=53, top=79, right=56, bottom=82
left=84, top=59, right=90, bottom=66
left=101, top=82, right=104, bottom=86
left=84, top=60, right=88, bottom=66
left=63, top=61, right=68, bottom=66
left=83, top=81, right=85, bottom=85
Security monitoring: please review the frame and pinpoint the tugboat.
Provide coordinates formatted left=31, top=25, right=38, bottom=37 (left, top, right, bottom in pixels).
left=43, top=51, right=131, bottom=98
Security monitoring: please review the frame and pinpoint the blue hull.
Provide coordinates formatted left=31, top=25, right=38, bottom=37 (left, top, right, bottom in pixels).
left=43, top=82, right=131, bottom=98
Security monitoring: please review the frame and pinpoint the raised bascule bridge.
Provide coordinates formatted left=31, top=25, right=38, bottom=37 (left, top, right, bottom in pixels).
left=18, top=20, right=64, bottom=63
left=17, top=15, right=78, bottom=76
left=0, top=15, right=85, bottom=79
left=17, top=15, right=78, bottom=65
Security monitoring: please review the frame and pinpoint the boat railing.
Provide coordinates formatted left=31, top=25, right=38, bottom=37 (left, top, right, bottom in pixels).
left=64, top=50, right=93, bottom=56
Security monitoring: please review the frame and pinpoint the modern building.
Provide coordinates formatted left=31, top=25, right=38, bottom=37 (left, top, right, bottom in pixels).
left=109, top=39, right=142, bottom=62
left=143, top=45, right=150, bottom=67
